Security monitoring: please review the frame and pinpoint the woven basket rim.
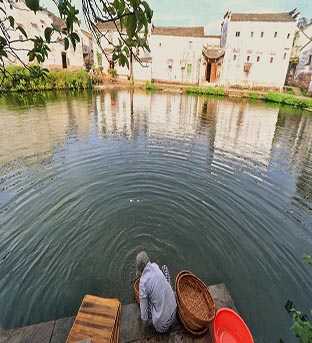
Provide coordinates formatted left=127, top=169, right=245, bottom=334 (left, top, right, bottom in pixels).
left=176, top=272, right=215, bottom=323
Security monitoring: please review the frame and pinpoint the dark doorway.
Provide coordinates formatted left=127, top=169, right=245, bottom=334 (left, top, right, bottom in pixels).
left=206, top=61, right=217, bottom=83
left=62, top=52, right=67, bottom=69
left=206, top=63, right=211, bottom=82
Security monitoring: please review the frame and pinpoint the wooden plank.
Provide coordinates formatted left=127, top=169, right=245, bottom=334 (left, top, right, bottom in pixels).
left=66, top=295, right=121, bottom=343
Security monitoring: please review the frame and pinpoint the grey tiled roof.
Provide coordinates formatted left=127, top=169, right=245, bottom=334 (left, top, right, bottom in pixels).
left=231, top=12, right=296, bottom=22
left=152, top=26, right=205, bottom=37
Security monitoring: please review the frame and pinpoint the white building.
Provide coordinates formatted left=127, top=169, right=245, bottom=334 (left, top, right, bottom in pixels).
left=3, top=1, right=85, bottom=70
left=219, top=10, right=299, bottom=90
left=95, top=23, right=220, bottom=84
left=149, top=26, right=220, bottom=84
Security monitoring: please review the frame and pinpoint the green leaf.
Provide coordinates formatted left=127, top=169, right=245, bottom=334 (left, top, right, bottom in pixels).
left=28, top=51, right=35, bottom=62
left=118, top=53, right=129, bottom=68
left=126, top=14, right=136, bottom=38
left=17, top=25, right=28, bottom=38
left=8, top=16, right=15, bottom=28
left=25, top=0, right=40, bottom=13
left=0, top=50, right=7, bottom=58
left=64, top=37, right=69, bottom=50
left=44, top=27, right=53, bottom=43
left=71, top=32, right=80, bottom=42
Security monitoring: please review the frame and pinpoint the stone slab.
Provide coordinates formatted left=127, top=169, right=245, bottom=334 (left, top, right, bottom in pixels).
left=0, top=320, right=54, bottom=343
left=50, top=317, right=75, bottom=343
left=208, top=283, right=237, bottom=312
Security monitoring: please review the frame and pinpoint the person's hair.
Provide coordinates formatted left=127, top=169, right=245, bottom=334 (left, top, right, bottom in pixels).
left=136, top=251, right=150, bottom=274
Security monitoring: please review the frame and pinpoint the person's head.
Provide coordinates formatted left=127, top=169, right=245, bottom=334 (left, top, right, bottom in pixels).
left=136, top=251, right=150, bottom=276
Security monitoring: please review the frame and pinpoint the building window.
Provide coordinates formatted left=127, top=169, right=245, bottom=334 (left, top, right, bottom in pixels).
left=233, top=54, right=237, bottom=61
left=62, top=52, right=67, bottom=69
left=287, top=33, right=290, bottom=39
left=270, top=57, right=274, bottom=64
left=247, top=55, right=250, bottom=62
left=159, top=42, right=162, bottom=47
left=261, top=32, right=264, bottom=38
left=257, top=56, right=260, bottom=62
left=235, top=31, right=240, bottom=37
left=188, top=41, right=192, bottom=49
left=283, top=53, right=287, bottom=60
left=250, top=31, right=254, bottom=37
left=307, top=55, right=312, bottom=65
left=274, top=32, right=277, bottom=38
left=187, top=64, right=192, bottom=73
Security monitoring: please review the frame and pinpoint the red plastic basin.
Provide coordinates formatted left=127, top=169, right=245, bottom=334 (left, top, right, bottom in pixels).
left=213, top=308, right=254, bottom=343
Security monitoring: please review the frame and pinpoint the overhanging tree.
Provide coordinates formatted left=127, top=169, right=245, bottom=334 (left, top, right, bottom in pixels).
left=0, top=0, right=153, bottom=74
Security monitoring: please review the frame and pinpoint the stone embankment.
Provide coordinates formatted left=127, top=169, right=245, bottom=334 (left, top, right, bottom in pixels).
left=0, top=283, right=236, bottom=343
left=94, top=79, right=312, bottom=111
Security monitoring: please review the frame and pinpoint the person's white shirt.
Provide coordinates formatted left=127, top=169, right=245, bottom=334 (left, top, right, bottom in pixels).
left=139, top=262, right=177, bottom=331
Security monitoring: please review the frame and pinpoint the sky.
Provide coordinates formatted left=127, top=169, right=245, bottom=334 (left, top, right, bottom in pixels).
left=44, top=0, right=312, bottom=34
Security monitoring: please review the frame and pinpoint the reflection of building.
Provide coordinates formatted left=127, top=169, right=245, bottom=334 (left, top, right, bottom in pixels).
left=220, top=10, right=298, bottom=89
left=95, top=90, right=281, bottom=172
left=0, top=95, right=93, bottom=165
left=211, top=100, right=279, bottom=170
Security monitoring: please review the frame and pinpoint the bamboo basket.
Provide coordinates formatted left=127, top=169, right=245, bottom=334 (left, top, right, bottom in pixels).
left=134, top=278, right=140, bottom=303
left=176, top=288, right=209, bottom=336
left=175, top=270, right=215, bottom=333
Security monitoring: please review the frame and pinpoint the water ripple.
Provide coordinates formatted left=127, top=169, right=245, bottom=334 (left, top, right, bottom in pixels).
left=0, top=91, right=311, bottom=343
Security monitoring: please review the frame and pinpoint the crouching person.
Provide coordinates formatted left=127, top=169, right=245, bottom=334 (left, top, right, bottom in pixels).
left=136, top=251, right=177, bottom=333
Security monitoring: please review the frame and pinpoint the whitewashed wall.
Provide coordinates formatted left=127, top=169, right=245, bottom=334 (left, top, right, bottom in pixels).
left=220, top=20, right=297, bottom=88
left=149, top=35, right=219, bottom=84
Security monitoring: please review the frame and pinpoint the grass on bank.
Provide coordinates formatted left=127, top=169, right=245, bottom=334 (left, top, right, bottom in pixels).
left=263, top=92, right=312, bottom=109
left=186, top=86, right=225, bottom=96
left=186, top=86, right=312, bottom=109
left=0, top=66, right=92, bottom=92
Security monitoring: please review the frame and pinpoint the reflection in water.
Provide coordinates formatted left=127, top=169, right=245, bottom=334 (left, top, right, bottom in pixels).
left=0, top=91, right=311, bottom=343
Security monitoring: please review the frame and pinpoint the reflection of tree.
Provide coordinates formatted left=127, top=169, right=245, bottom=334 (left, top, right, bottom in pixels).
left=198, top=97, right=218, bottom=159
left=271, top=106, right=302, bottom=163
left=294, top=116, right=312, bottom=204
left=296, top=145, right=312, bottom=203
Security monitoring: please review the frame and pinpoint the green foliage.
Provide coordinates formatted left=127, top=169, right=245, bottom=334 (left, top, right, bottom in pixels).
left=286, top=303, right=312, bottom=343
left=108, top=69, right=117, bottom=78
left=145, top=80, right=155, bottom=91
left=303, top=254, right=312, bottom=267
left=0, top=66, right=91, bottom=92
left=285, top=254, right=312, bottom=343
left=186, top=86, right=225, bottom=96
left=91, top=76, right=102, bottom=85
left=264, top=92, right=312, bottom=109
left=249, top=92, right=259, bottom=100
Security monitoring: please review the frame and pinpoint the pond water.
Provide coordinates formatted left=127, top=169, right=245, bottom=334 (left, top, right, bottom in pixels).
left=0, top=90, right=311, bottom=342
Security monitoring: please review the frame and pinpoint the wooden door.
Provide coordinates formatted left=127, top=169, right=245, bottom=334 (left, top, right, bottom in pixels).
left=210, top=63, right=217, bottom=83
